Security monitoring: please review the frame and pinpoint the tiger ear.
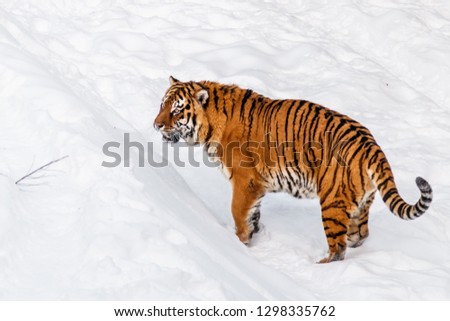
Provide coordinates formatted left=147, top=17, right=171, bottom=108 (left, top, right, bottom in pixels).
left=196, top=89, right=209, bottom=106
left=169, top=76, right=180, bottom=85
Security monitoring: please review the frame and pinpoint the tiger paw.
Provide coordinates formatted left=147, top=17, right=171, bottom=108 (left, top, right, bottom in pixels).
left=317, top=252, right=345, bottom=264
left=236, top=229, right=251, bottom=245
left=207, top=144, right=217, bottom=155
left=317, top=257, right=332, bottom=264
left=207, top=144, right=221, bottom=162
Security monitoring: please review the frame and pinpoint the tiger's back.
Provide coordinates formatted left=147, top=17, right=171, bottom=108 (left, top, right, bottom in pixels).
left=154, top=77, right=433, bottom=263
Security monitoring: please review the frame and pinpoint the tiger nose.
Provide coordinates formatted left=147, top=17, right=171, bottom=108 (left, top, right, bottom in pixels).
left=153, top=119, right=165, bottom=130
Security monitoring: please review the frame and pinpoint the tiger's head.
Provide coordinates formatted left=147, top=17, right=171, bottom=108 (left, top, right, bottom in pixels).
left=154, top=76, right=209, bottom=145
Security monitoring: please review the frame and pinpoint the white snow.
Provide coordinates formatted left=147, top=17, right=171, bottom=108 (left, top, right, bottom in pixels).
left=1, top=0, right=450, bottom=300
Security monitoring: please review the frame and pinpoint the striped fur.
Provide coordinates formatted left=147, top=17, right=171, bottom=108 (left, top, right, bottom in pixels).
left=154, top=77, right=433, bottom=263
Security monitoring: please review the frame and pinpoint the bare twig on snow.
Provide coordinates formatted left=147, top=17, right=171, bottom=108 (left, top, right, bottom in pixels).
left=15, top=155, right=69, bottom=185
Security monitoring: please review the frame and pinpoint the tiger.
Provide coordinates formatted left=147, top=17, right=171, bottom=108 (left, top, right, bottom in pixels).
left=153, top=76, right=433, bottom=263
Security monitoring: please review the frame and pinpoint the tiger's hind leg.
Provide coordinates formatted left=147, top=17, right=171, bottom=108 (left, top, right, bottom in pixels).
left=347, top=214, right=362, bottom=248
left=348, top=191, right=375, bottom=248
left=319, top=198, right=356, bottom=263
left=347, top=210, right=361, bottom=248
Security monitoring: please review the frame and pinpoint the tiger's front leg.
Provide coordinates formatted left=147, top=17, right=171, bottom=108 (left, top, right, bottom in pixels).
left=231, top=171, right=265, bottom=245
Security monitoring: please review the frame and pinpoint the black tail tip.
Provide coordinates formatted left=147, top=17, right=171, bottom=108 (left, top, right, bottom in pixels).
left=416, top=176, right=432, bottom=193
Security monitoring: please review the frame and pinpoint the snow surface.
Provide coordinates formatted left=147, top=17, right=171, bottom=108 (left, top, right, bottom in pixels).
left=1, top=0, right=450, bottom=300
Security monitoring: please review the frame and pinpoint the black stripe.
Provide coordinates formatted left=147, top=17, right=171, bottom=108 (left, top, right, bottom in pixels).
left=368, top=149, right=383, bottom=167
left=332, top=118, right=349, bottom=139
left=416, top=202, right=427, bottom=212
left=239, top=89, right=252, bottom=121
left=389, top=197, right=403, bottom=212
left=268, top=100, right=282, bottom=128
left=213, top=87, right=219, bottom=111
left=415, top=208, right=425, bottom=216
left=405, top=206, right=413, bottom=219
left=375, top=158, right=386, bottom=175
left=185, top=112, right=191, bottom=125
left=377, top=177, right=393, bottom=191
left=417, top=200, right=429, bottom=208
left=284, top=101, right=297, bottom=142
left=256, top=97, right=267, bottom=119
left=204, top=124, right=212, bottom=143
left=322, top=217, right=347, bottom=229
left=323, top=110, right=336, bottom=134
left=337, top=124, right=357, bottom=142
left=302, top=104, right=319, bottom=146
left=321, top=199, right=348, bottom=212
left=358, top=218, right=368, bottom=228
left=397, top=202, right=407, bottom=215
left=280, top=101, right=295, bottom=162
left=326, top=230, right=347, bottom=238
left=260, top=100, right=273, bottom=134
left=247, top=99, right=257, bottom=140
left=290, top=102, right=303, bottom=168
left=264, top=100, right=278, bottom=137
left=222, top=100, right=228, bottom=118
left=310, top=108, right=323, bottom=147
left=284, top=170, right=294, bottom=192
left=297, top=101, right=311, bottom=139
left=357, top=154, right=366, bottom=201
left=191, top=113, right=197, bottom=128
left=319, top=167, right=339, bottom=201
left=346, top=136, right=368, bottom=163
left=222, top=87, right=229, bottom=118
left=275, top=172, right=283, bottom=188
left=362, top=141, right=376, bottom=159
left=301, top=106, right=320, bottom=167
left=382, top=187, right=397, bottom=203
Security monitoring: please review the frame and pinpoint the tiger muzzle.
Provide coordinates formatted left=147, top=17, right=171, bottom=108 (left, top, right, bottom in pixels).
left=161, top=130, right=181, bottom=143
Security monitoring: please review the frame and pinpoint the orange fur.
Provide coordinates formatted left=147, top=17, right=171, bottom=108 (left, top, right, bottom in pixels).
left=154, top=77, right=433, bottom=263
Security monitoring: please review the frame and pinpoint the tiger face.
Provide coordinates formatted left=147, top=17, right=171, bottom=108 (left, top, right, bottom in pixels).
left=154, top=76, right=209, bottom=145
